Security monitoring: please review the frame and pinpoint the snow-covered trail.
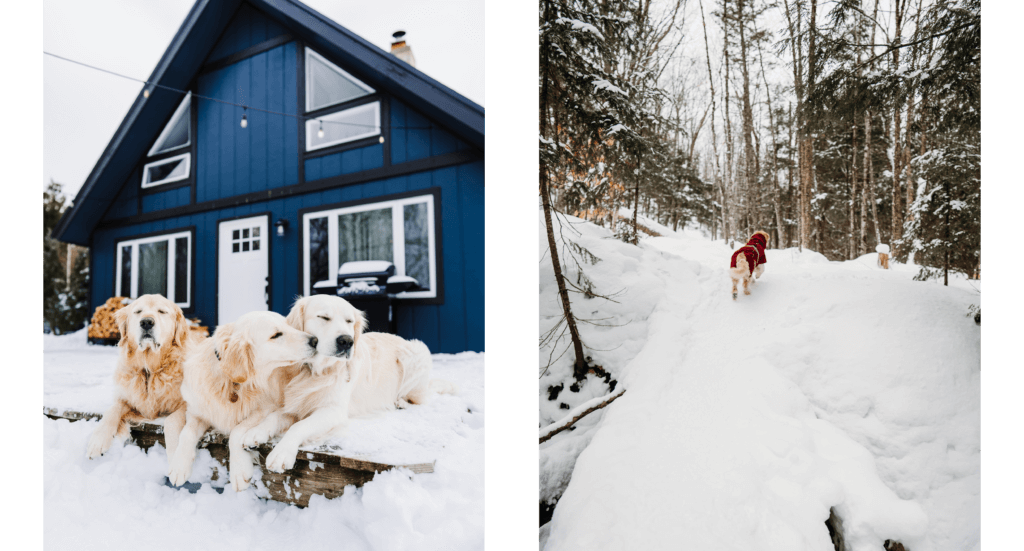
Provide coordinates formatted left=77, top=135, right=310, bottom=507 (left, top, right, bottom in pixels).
left=544, top=228, right=979, bottom=551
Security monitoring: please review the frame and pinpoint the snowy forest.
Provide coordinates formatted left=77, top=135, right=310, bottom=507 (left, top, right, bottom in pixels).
left=539, top=0, right=980, bottom=281
left=539, top=1, right=981, bottom=548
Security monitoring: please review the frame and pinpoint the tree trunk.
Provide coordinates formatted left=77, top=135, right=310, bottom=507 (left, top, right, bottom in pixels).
left=540, top=0, right=586, bottom=378
left=722, top=0, right=734, bottom=244
left=803, top=0, right=817, bottom=253
left=904, top=94, right=916, bottom=221
left=737, top=0, right=757, bottom=236
left=890, top=0, right=907, bottom=249
left=849, top=121, right=858, bottom=259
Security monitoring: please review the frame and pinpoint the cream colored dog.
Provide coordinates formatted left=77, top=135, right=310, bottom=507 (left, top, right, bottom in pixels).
left=86, top=294, right=198, bottom=460
left=166, top=311, right=317, bottom=491
left=243, top=295, right=458, bottom=473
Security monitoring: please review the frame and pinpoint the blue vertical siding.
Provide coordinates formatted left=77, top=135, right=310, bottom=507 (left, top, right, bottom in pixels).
left=102, top=169, right=141, bottom=221
left=390, top=100, right=472, bottom=164
left=141, top=186, right=191, bottom=213
left=197, top=42, right=298, bottom=202
left=207, top=4, right=289, bottom=61
left=304, top=144, right=384, bottom=181
left=91, top=161, right=483, bottom=353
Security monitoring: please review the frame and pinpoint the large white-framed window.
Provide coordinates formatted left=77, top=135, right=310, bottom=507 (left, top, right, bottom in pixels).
left=148, top=92, right=192, bottom=156
left=116, top=230, right=192, bottom=308
left=142, top=152, right=191, bottom=188
left=305, top=47, right=374, bottom=112
left=305, top=101, right=381, bottom=151
left=302, top=193, right=437, bottom=299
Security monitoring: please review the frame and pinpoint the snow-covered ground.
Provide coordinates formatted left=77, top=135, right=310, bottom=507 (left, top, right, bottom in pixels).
left=540, top=212, right=980, bottom=551
left=44, top=330, right=483, bottom=550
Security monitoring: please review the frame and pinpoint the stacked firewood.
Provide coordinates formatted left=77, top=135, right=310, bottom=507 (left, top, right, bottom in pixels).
left=189, top=319, right=210, bottom=339
left=87, top=297, right=131, bottom=340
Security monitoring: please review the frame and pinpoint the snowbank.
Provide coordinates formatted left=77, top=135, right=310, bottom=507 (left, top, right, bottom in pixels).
left=541, top=213, right=979, bottom=551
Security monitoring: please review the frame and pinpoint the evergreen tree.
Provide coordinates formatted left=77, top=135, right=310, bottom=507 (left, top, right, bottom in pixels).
left=43, top=181, right=91, bottom=334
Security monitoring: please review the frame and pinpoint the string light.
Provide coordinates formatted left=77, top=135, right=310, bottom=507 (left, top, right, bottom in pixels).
left=44, top=51, right=435, bottom=132
left=318, top=120, right=324, bottom=138
left=379, top=136, right=385, bottom=143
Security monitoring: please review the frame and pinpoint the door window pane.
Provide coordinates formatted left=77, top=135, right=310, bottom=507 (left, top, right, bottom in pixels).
left=404, top=202, right=430, bottom=291
left=338, top=208, right=393, bottom=265
left=138, top=241, right=168, bottom=297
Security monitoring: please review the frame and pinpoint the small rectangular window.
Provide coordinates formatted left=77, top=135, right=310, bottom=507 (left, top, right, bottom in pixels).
left=142, top=152, right=191, bottom=188
left=305, top=102, right=380, bottom=151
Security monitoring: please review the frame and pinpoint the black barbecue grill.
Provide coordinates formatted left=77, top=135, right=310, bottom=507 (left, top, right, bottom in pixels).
left=311, top=261, right=418, bottom=334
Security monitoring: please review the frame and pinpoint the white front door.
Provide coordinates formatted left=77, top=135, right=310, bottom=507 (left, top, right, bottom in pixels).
left=218, top=215, right=270, bottom=324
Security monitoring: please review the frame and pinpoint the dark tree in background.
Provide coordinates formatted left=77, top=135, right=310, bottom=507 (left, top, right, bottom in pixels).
left=44, top=181, right=90, bottom=334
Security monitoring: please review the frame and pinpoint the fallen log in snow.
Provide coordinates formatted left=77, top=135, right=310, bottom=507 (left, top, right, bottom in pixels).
left=539, top=387, right=626, bottom=444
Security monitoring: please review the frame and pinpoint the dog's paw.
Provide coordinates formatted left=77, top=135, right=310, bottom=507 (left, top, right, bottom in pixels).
left=230, top=455, right=254, bottom=492
left=167, top=456, right=193, bottom=487
left=732, top=291, right=737, bottom=300
left=264, top=443, right=298, bottom=473
left=744, top=288, right=751, bottom=295
left=85, top=430, right=113, bottom=460
left=242, top=426, right=274, bottom=449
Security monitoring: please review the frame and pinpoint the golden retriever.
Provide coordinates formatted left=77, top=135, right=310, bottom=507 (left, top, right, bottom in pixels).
left=86, top=294, right=198, bottom=460
left=166, top=311, right=317, bottom=491
left=242, top=295, right=458, bottom=473
left=729, top=231, right=770, bottom=299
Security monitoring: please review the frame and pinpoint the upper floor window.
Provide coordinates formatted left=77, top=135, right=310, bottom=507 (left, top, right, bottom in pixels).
left=149, top=93, right=191, bottom=156
left=305, top=48, right=374, bottom=112
left=144, top=93, right=192, bottom=189
left=305, top=102, right=380, bottom=151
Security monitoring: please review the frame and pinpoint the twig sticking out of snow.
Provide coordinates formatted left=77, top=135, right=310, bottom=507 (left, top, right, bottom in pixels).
left=539, top=387, right=626, bottom=444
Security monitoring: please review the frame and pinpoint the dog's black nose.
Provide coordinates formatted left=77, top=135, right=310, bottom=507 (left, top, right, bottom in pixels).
left=140, top=318, right=155, bottom=330
left=308, top=336, right=319, bottom=349
left=336, top=334, right=353, bottom=351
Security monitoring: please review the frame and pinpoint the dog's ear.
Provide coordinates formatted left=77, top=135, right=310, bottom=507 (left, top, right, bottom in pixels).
left=171, top=304, right=189, bottom=348
left=115, top=305, right=131, bottom=348
left=285, top=296, right=309, bottom=331
left=216, top=324, right=254, bottom=384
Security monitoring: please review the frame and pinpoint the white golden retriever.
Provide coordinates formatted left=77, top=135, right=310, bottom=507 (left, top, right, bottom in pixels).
left=243, top=295, right=458, bottom=473
left=166, top=311, right=317, bottom=491
left=86, top=294, right=198, bottom=460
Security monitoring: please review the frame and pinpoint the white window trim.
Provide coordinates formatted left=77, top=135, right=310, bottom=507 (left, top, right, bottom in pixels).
left=302, top=194, right=437, bottom=300
left=305, top=102, right=381, bottom=152
left=305, top=47, right=374, bottom=113
left=142, top=152, right=191, bottom=189
left=147, top=92, right=192, bottom=157
left=115, top=230, right=192, bottom=308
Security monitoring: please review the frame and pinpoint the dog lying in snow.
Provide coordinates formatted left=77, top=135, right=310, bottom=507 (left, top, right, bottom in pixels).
left=730, top=231, right=770, bottom=300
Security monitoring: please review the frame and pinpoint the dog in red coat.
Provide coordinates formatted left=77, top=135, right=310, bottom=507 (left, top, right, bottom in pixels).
left=729, top=231, right=769, bottom=300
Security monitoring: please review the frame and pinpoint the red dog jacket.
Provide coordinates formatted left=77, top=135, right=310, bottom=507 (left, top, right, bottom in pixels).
left=730, top=234, right=768, bottom=275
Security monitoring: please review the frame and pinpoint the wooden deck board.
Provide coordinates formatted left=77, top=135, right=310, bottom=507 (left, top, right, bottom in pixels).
left=44, top=406, right=434, bottom=507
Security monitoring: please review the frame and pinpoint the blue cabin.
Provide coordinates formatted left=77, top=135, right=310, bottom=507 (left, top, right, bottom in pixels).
left=51, top=0, right=484, bottom=353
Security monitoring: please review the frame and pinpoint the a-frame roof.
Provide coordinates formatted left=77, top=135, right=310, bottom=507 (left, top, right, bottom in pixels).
left=52, top=0, right=484, bottom=245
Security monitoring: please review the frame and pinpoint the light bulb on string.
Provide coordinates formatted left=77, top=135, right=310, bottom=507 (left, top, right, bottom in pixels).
left=317, top=120, right=324, bottom=139
left=379, top=136, right=384, bottom=144
left=143, top=89, right=150, bottom=98
left=240, top=106, right=248, bottom=128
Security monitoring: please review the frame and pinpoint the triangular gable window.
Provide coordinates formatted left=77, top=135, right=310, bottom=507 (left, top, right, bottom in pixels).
left=148, top=93, right=191, bottom=157
left=305, top=48, right=374, bottom=112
